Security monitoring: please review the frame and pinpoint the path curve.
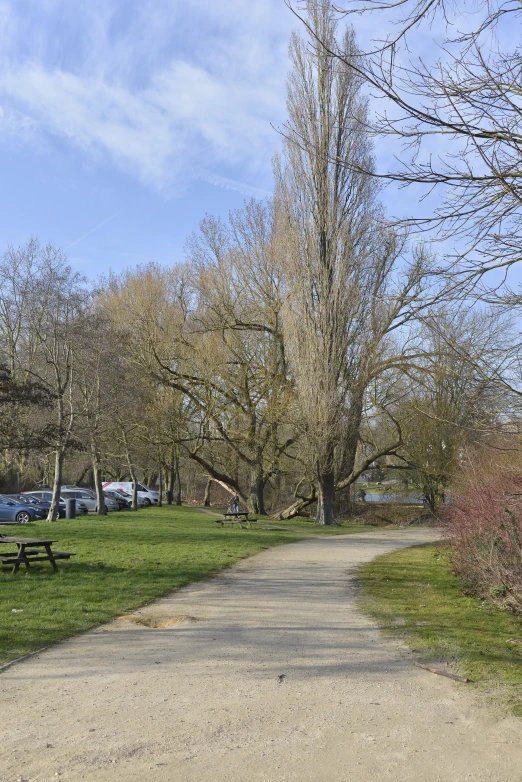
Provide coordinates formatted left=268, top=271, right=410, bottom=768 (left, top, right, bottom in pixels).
left=1, top=529, right=522, bottom=782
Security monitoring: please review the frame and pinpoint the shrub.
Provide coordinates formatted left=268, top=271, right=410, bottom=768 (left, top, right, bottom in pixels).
left=445, top=467, right=522, bottom=614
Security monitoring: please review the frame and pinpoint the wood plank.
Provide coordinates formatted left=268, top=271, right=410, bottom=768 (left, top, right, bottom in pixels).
left=1, top=553, right=73, bottom=562
left=0, top=538, right=58, bottom=545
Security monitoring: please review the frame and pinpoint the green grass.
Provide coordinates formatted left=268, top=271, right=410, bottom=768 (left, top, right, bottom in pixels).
left=0, top=506, right=367, bottom=667
left=359, top=543, right=522, bottom=716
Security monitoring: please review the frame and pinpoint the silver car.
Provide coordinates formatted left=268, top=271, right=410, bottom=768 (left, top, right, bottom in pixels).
left=60, top=488, right=120, bottom=513
left=25, top=490, right=89, bottom=516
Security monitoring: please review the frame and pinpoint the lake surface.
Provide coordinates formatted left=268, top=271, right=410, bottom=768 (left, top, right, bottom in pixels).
left=361, top=493, right=424, bottom=505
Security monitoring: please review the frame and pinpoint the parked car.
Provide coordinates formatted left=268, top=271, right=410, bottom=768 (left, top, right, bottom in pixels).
left=59, top=488, right=120, bottom=513
left=0, top=495, right=48, bottom=523
left=24, top=490, right=89, bottom=516
left=8, top=493, right=67, bottom=519
left=103, top=490, right=130, bottom=509
left=102, top=482, right=159, bottom=506
left=108, top=489, right=147, bottom=508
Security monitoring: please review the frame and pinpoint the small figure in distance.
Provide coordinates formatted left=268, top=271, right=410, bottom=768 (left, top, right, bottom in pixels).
left=230, top=494, right=240, bottom=514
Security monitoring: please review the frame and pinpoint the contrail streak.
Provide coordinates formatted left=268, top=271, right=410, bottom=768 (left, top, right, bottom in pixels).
left=65, top=209, right=123, bottom=251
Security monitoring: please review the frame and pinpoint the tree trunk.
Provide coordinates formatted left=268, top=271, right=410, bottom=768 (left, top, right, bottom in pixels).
left=73, top=465, right=90, bottom=488
left=48, top=448, right=64, bottom=521
left=315, top=470, right=336, bottom=525
left=249, top=473, right=266, bottom=515
left=130, top=469, right=138, bottom=511
left=92, top=452, right=107, bottom=515
left=166, top=466, right=174, bottom=503
left=121, top=426, right=138, bottom=511
left=174, top=450, right=182, bottom=505
left=203, top=478, right=212, bottom=507
left=273, top=496, right=313, bottom=520
left=158, top=465, right=163, bottom=507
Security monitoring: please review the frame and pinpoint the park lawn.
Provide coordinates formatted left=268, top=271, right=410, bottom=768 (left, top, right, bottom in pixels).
left=0, top=505, right=366, bottom=667
left=359, top=542, right=522, bottom=717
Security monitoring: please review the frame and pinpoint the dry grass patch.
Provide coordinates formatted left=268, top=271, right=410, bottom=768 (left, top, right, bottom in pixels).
left=121, top=614, right=199, bottom=629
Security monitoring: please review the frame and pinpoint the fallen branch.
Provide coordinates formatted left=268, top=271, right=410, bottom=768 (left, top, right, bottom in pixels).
left=414, top=662, right=471, bottom=683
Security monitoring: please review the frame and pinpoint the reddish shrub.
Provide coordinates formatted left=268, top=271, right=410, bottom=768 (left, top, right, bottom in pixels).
left=444, top=469, right=522, bottom=614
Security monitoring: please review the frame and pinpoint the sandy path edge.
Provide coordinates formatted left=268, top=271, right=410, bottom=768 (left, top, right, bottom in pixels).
left=1, top=528, right=521, bottom=782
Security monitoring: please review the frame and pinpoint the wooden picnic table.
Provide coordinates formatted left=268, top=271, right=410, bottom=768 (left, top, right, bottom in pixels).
left=215, top=512, right=258, bottom=529
left=0, top=537, right=75, bottom=574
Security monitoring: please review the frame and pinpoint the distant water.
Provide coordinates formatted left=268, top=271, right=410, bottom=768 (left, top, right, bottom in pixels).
left=361, top=493, right=424, bottom=505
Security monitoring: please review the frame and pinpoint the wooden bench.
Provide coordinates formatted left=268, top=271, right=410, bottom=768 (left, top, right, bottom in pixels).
left=0, top=552, right=73, bottom=562
left=215, top=513, right=258, bottom=529
left=0, top=538, right=75, bottom=574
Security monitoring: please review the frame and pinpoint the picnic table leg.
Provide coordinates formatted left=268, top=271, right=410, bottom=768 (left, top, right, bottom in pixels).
left=12, top=544, right=31, bottom=575
left=44, top=543, right=59, bottom=571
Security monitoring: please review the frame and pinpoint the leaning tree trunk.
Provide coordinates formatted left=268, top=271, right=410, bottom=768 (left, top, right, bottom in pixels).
left=315, top=469, right=336, bottom=525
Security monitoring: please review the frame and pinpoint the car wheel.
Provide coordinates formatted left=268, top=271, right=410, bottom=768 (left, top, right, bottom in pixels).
left=16, top=511, right=32, bottom=524
left=143, top=498, right=151, bottom=506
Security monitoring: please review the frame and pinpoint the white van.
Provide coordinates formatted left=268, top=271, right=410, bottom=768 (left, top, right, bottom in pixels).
left=102, top=481, right=159, bottom=506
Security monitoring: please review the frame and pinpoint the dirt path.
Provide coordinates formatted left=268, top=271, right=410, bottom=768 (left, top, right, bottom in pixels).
left=1, top=529, right=522, bottom=782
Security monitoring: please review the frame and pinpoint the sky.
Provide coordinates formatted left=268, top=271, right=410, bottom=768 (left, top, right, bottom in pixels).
left=0, top=0, right=296, bottom=276
left=0, top=0, right=498, bottom=282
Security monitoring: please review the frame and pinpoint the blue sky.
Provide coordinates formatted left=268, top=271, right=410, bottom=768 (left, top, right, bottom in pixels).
left=0, top=0, right=479, bottom=280
left=0, top=0, right=294, bottom=276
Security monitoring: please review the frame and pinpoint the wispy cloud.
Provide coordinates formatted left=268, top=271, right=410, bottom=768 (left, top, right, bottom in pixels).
left=0, top=0, right=291, bottom=193
left=198, top=171, right=271, bottom=199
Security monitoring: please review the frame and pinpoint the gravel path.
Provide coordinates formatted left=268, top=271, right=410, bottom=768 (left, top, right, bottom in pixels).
left=1, top=528, right=522, bottom=782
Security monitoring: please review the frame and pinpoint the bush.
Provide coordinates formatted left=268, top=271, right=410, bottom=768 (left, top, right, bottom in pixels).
left=445, top=468, right=522, bottom=614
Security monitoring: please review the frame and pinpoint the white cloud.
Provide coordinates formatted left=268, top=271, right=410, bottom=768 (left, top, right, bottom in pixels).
left=0, top=0, right=292, bottom=192
left=198, top=171, right=271, bottom=199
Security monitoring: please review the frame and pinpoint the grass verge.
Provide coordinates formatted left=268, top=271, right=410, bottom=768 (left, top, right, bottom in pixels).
left=359, top=542, right=522, bottom=717
left=1, top=505, right=366, bottom=667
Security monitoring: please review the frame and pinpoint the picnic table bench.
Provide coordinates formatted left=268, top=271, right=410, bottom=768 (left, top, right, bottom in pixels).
left=0, top=537, right=75, bottom=574
left=215, top=512, right=258, bottom=529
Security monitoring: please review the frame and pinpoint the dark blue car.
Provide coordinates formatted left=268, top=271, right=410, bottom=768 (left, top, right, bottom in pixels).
left=8, top=494, right=67, bottom=519
left=0, top=495, right=48, bottom=523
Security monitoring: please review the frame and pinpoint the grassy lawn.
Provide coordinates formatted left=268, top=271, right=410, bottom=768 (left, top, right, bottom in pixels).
left=0, top=505, right=366, bottom=667
left=359, top=542, right=522, bottom=717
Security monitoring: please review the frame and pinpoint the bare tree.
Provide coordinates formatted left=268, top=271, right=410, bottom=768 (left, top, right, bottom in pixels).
left=396, top=307, right=509, bottom=509
left=27, top=248, right=87, bottom=519
left=276, top=1, right=430, bottom=523
left=0, top=240, right=86, bottom=517
left=288, top=0, right=522, bottom=297
left=74, top=311, right=121, bottom=515
left=104, top=202, right=297, bottom=516
left=0, top=363, right=55, bottom=450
